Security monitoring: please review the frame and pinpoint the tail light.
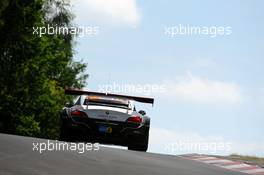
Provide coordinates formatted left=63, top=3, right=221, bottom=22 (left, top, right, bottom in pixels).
left=71, top=110, right=86, bottom=117
left=127, top=116, right=142, bottom=123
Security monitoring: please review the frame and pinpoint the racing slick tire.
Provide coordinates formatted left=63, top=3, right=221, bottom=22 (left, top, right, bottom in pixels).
left=128, top=131, right=149, bottom=152
left=59, top=126, right=72, bottom=142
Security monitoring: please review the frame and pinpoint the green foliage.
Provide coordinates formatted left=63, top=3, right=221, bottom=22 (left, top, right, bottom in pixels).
left=0, top=0, right=88, bottom=139
left=15, top=115, right=40, bottom=137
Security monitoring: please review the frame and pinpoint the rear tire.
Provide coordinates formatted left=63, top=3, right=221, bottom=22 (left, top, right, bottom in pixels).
left=59, top=126, right=71, bottom=141
left=128, top=144, right=148, bottom=152
left=128, top=131, right=149, bottom=152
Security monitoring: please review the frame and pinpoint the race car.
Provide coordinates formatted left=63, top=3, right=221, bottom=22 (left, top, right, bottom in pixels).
left=59, top=89, right=154, bottom=152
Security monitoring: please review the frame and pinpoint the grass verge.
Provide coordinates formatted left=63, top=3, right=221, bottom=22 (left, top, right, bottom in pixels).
left=224, top=154, right=264, bottom=167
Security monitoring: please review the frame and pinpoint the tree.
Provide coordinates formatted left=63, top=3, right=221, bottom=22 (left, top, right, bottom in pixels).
left=0, top=0, right=88, bottom=139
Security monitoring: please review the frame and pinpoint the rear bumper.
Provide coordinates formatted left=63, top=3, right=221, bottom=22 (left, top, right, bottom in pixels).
left=60, top=115, right=149, bottom=146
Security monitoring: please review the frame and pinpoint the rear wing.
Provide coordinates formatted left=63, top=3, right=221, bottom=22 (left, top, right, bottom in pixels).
left=65, top=89, right=154, bottom=105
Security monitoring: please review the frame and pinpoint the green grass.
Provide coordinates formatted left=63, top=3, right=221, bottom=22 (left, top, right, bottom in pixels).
left=227, top=154, right=264, bottom=167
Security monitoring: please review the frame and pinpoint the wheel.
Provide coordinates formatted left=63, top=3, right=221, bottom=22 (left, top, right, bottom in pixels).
left=128, top=143, right=148, bottom=152
left=128, top=131, right=149, bottom=152
left=59, top=126, right=70, bottom=141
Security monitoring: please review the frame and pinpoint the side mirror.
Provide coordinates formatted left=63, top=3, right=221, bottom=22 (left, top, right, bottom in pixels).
left=65, top=102, right=73, bottom=108
left=138, top=110, right=146, bottom=116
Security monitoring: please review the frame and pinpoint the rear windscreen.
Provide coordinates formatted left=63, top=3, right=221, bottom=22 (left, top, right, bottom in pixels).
left=83, top=95, right=129, bottom=109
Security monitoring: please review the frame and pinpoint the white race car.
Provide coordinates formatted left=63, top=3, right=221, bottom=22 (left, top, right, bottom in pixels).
left=60, top=89, right=154, bottom=152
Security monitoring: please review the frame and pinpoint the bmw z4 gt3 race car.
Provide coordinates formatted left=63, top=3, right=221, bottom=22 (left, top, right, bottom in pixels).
left=59, top=89, right=154, bottom=152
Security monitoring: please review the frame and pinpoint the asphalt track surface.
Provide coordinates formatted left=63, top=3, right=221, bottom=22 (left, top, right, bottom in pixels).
left=0, top=133, right=246, bottom=175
